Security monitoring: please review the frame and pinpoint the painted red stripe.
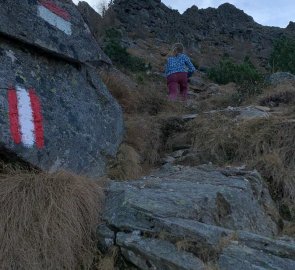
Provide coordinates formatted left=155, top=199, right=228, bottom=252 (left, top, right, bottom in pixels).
left=39, top=0, right=70, bottom=21
left=29, top=89, right=44, bottom=149
left=8, top=87, right=21, bottom=144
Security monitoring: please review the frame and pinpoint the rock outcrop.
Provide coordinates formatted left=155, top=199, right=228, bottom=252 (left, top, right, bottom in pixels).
left=0, top=0, right=123, bottom=176
left=100, top=165, right=295, bottom=269
left=97, top=0, right=295, bottom=69
left=267, top=72, right=295, bottom=86
left=77, top=1, right=103, bottom=42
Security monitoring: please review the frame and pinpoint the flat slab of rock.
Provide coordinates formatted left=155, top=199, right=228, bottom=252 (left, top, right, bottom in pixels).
left=105, top=165, right=278, bottom=236
left=206, top=106, right=270, bottom=121
left=236, top=106, right=269, bottom=121
left=117, top=232, right=206, bottom=270
left=219, top=244, right=295, bottom=270
left=101, top=165, right=295, bottom=269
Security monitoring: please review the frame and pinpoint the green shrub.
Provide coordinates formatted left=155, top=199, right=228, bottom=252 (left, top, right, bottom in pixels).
left=208, top=57, right=261, bottom=85
left=104, top=28, right=149, bottom=72
left=270, top=37, right=295, bottom=74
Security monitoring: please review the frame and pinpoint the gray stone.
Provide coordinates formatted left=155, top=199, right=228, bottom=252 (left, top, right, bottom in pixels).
left=0, top=0, right=123, bottom=176
left=0, top=0, right=110, bottom=65
left=219, top=244, right=295, bottom=270
left=237, top=231, right=295, bottom=260
left=97, top=224, right=115, bottom=251
left=267, top=72, right=295, bottom=86
left=181, top=114, right=198, bottom=120
left=117, top=232, right=206, bottom=270
left=236, top=106, right=269, bottom=121
left=255, top=105, right=271, bottom=112
left=188, top=77, right=206, bottom=92
left=206, top=106, right=270, bottom=121
left=287, top=21, right=295, bottom=32
left=104, top=166, right=278, bottom=237
left=204, top=83, right=220, bottom=94
left=101, top=165, right=295, bottom=269
left=77, top=1, right=103, bottom=42
left=170, top=149, right=186, bottom=158
left=162, top=156, right=176, bottom=164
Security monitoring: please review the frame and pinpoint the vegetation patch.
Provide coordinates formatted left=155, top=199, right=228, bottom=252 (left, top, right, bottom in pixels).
left=0, top=168, right=104, bottom=269
left=270, top=37, right=295, bottom=74
left=208, top=57, right=262, bottom=85
left=190, top=114, right=295, bottom=221
left=103, top=28, right=150, bottom=72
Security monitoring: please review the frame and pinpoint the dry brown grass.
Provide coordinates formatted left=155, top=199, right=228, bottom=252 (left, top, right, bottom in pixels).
left=99, top=67, right=186, bottom=116
left=99, top=68, right=140, bottom=114
left=205, top=262, right=220, bottom=270
left=175, top=239, right=217, bottom=263
left=107, top=143, right=142, bottom=180
left=217, top=232, right=238, bottom=251
left=94, top=247, right=119, bottom=270
left=100, top=67, right=189, bottom=180
left=196, top=83, right=239, bottom=112
left=190, top=113, right=295, bottom=218
left=282, top=222, right=295, bottom=237
left=258, top=82, right=295, bottom=107
left=125, top=116, right=163, bottom=165
left=108, top=116, right=165, bottom=180
left=0, top=168, right=105, bottom=270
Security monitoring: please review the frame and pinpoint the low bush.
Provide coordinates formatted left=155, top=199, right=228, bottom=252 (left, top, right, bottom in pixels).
left=208, top=57, right=262, bottom=85
left=104, top=28, right=149, bottom=72
left=270, top=37, right=295, bottom=74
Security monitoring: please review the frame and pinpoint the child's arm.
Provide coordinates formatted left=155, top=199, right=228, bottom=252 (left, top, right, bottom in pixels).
left=184, top=55, right=196, bottom=74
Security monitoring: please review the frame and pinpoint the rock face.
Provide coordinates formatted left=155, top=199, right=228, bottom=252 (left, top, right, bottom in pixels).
left=101, top=0, right=295, bottom=69
left=101, top=165, right=295, bottom=269
left=0, top=0, right=123, bottom=176
left=77, top=1, right=103, bottom=42
left=267, top=72, right=295, bottom=86
left=0, top=0, right=110, bottom=65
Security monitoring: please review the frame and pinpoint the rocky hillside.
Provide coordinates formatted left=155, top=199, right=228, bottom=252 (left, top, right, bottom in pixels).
left=91, top=0, right=295, bottom=70
left=1, top=1, right=295, bottom=270
left=77, top=1, right=295, bottom=269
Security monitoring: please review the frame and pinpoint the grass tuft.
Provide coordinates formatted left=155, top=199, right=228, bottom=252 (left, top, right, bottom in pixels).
left=0, top=169, right=104, bottom=270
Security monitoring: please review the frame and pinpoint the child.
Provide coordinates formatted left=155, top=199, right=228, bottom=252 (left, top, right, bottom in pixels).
left=165, top=43, right=196, bottom=101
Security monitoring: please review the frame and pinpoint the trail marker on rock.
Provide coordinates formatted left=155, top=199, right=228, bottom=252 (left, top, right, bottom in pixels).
left=38, top=0, right=72, bottom=35
left=8, top=86, right=44, bottom=149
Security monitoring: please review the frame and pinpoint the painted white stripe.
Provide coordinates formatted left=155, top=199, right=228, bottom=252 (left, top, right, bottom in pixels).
left=16, top=86, right=35, bottom=147
left=38, top=5, right=72, bottom=35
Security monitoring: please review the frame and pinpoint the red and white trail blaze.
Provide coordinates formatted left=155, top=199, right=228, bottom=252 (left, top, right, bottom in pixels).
left=38, top=0, right=72, bottom=35
left=8, top=86, right=44, bottom=149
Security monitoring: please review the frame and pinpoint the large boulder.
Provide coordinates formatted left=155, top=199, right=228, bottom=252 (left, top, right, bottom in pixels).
left=0, top=0, right=110, bottom=65
left=0, top=0, right=123, bottom=176
left=267, top=72, right=295, bottom=86
left=99, top=165, right=295, bottom=269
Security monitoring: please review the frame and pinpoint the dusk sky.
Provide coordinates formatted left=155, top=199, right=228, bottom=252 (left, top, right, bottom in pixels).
left=73, top=0, right=294, bottom=28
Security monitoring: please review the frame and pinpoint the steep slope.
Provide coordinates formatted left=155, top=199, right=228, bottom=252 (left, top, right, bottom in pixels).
left=104, top=0, right=295, bottom=70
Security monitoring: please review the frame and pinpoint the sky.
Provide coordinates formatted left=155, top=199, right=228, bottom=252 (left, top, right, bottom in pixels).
left=73, top=0, right=294, bottom=28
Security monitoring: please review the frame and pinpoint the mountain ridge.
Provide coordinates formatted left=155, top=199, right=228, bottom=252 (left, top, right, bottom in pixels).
left=92, top=0, right=295, bottom=70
